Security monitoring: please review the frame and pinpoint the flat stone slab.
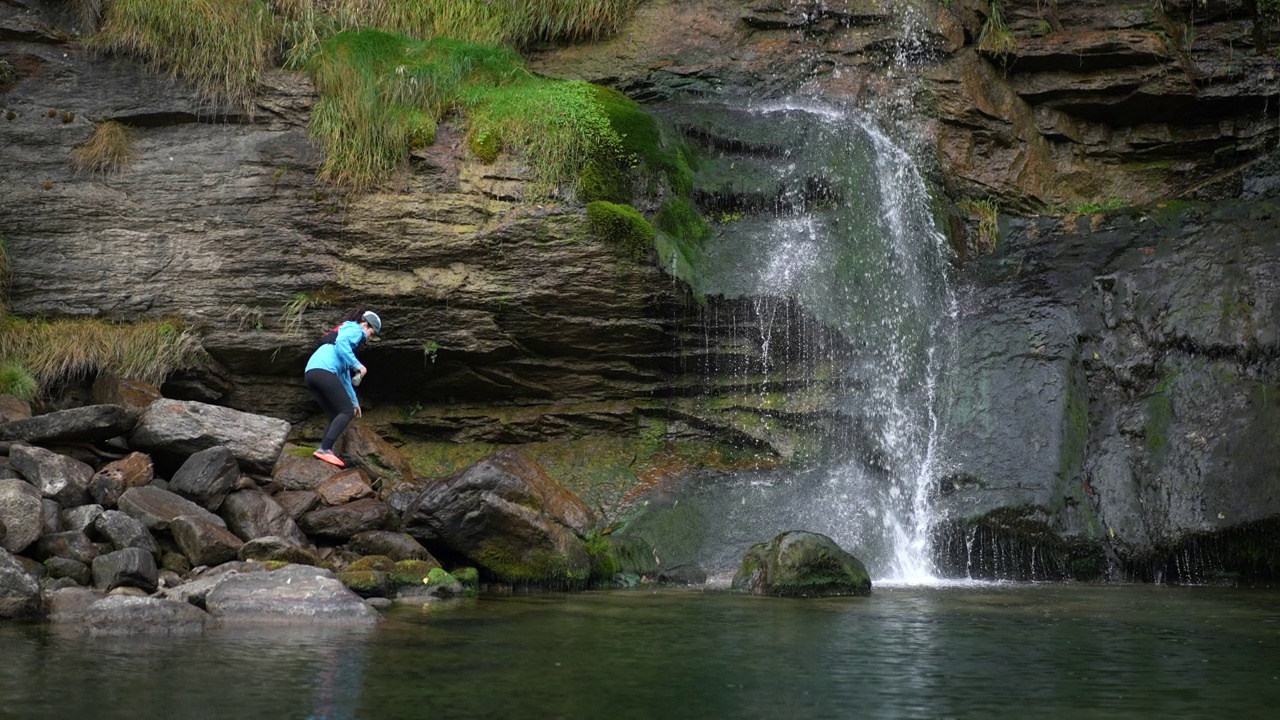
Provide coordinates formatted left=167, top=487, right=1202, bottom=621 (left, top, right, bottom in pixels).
left=0, top=404, right=137, bottom=443
left=203, top=564, right=380, bottom=625
left=129, top=399, right=290, bottom=474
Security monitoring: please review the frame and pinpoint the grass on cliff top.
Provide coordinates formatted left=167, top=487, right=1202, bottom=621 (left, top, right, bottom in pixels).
left=308, top=30, right=628, bottom=194
left=0, top=312, right=204, bottom=395
left=90, top=0, right=641, bottom=109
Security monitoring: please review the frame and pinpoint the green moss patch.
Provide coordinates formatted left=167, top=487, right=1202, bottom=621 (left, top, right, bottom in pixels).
left=586, top=201, right=655, bottom=260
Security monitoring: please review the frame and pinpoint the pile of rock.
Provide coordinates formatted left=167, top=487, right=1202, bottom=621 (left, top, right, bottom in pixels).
left=0, top=385, right=627, bottom=630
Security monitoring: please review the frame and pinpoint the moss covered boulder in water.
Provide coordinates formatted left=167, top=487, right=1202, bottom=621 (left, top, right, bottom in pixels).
left=732, top=531, right=871, bottom=598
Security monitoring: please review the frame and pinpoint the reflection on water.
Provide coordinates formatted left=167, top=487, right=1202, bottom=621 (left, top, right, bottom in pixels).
left=2, top=585, right=1278, bottom=719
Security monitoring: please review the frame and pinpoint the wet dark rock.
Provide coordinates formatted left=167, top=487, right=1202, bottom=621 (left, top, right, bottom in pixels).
left=0, top=479, right=42, bottom=553
left=92, top=510, right=160, bottom=557
left=129, top=400, right=290, bottom=474
left=274, top=490, right=320, bottom=519
left=346, top=530, right=434, bottom=562
left=656, top=564, right=708, bottom=586
left=117, top=485, right=225, bottom=532
left=334, top=425, right=417, bottom=491
left=35, top=531, right=99, bottom=565
left=8, top=444, right=94, bottom=507
left=0, top=548, right=42, bottom=618
left=202, top=565, right=380, bottom=625
left=44, top=557, right=92, bottom=586
left=271, top=453, right=339, bottom=492
left=237, top=536, right=319, bottom=566
left=315, top=468, right=374, bottom=506
left=219, top=489, right=308, bottom=545
left=91, top=547, right=158, bottom=593
left=298, top=499, right=391, bottom=541
left=168, top=446, right=239, bottom=511
left=88, top=452, right=155, bottom=509
left=732, top=531, right=871, bottom=597
left=171, top=515, right=244, bottom=567
left=401, top=450, right=594, bottom=584
left=0, top=404, right=137, bottom=444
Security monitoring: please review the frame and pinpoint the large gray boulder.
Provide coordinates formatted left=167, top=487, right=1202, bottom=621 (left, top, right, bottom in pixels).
left=0, top=478, right=43, bottom=553
left=0, top=547, right=42, bottom=618
left=347, top=530, right=434, bottom=562
left=219, top=489, right=308, bottom=546
left=237, top=536, right=319, bottom=565
left=118, top=486, right=225, bottom=532
left=168, top=446, right=239, bottom=511
left=61, top=504, right=105, bottom=534
left=53, top=594, right=214, bottom=635
left=731, top=531, right=871, bottom=597
left=92, top=509, right=160, bottom=557
left=35, top=531, right=99, bottom=565
left=203, top=564, right=380, bottom=625
left=91, top=547, right=159, bottom=593
left=8, top=444, right=94, bottom=507
left=0, top=404, right=137, bottom=443
left=171, top=514, right=244, bottom=567
left=401, top=450, right=595, bottom=584
left=298, top=499, right=391, bottom=541
left=129, top=399, right=290, bottom=474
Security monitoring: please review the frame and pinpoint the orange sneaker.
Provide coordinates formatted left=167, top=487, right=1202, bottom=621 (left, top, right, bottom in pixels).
left=313, top=449, right=345, bottom=467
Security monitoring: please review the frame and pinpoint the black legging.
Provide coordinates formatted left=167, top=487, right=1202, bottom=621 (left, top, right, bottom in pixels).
left=305, top=369, right=354, bottom=450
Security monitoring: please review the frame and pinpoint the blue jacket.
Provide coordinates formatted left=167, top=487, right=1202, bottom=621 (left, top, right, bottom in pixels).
left=305, top=321, right=365, bottom=408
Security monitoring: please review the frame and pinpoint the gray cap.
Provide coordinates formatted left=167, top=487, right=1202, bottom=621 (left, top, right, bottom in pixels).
left=362, top=311, right=382, bottom=334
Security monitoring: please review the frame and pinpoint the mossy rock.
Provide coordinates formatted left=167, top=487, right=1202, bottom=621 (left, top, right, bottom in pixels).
left=346, top=555, right=396, bottom=573
left=338, top=569, right=389, bottom=597
left=424, top=567, right=463, bottom=595
left=585, top=534, right=658, bottom=585
left=586, top=201, right=655, bottom=261
left=451, top=566, right=479, bottom=590
left=473, top=541, right=590, bottom=587
left=390, top=559, right=440, bottom=587
left=731, top=531, right=871, bottom=598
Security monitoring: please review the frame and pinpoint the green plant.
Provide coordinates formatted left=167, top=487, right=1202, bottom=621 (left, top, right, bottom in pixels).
left=0, top=362, right=37, bottom=400
left=978, top=1, right=1016, bottom=57
left=421, top=339, right=439, bottom=364
left=957, top=198, right=1000, bottom=253
left=0, top=59, right=14, bottom=85
left=1069, top=198, right=1127, bottom=214
left=0, top=314, right=203, bottom=394
left=586, top=201, right=655, bottom=260
left=91, top=0, right=277, bottom=109
left=69, top=120, right=133, bottom=175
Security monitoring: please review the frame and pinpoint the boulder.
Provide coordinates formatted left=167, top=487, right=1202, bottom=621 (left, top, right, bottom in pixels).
left=315, top=468, right=375, bottom=506
left=0, top=404, right=137, bottom=443
left=117, top=485, right=226, bottom=532
left=298, top=499, right=391, bottom=541
left=0, top=548, right=42, bottom=618
left=35, top=531, right=99, bottom=565
left=731, top=531, right=871, bottom=597
left=219, top=489, right=308, bottom=545
left=61, top=504, right=105, bottom=534
left=44, top=556, right=92, bottom=586
left=0, top=478, right=43, bottom=553
left=0, top=395, right=32, bottom=423
left=171, top=514, right=245, bottom=567
left=401, top=450, right=594, bottom=584
left=237, top=536, right=319, bottom=565
left=40, top=499, right=61, bottom=534
left=89, top=452, right=155, bottom=508
left=91, top=547, right=159, bottom=593
left=202, top=564, right=380, bottom=625
left=8, top=444, right=94, bottom=507
left=168, top=446, right=239, bottom=511
left=91, top=374, right=163, bottom=412
left=59, top=595, right=214, bottom=635
left=271, top=452, right=338, bottom=492
left=347, top=530, right=435, bottom=562
left=274, top=489, right=320, bottom=519
left=334, top=425, right=417, bottom=491
left=129, top=399, right=290, bottom=473
left=92, top=510, right=160, bottom=557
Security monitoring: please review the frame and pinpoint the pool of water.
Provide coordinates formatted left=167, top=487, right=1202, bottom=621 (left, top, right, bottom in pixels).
left=2, top=584, right=1278, bottom=719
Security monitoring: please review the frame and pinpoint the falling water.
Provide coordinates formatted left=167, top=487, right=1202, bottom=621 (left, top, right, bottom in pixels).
left=665, top=100, right=957, bottom=583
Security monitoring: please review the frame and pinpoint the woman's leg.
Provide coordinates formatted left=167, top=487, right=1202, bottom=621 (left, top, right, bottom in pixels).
left=305, top=369, right=354, bottom=450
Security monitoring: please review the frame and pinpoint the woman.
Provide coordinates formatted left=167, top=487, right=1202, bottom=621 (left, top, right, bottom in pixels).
left=305, top=309, right=382, bottom=467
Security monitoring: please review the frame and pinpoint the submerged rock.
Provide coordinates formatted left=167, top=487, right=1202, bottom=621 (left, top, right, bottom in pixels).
left=732, top=531, right=871, bottom=598
left=203, top=564, right=380, bottom=625
left=62, top=595, right=214, bottom=635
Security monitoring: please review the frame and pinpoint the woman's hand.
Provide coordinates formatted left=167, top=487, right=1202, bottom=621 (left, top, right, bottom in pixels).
left=354, top=406, right=362, bottom=419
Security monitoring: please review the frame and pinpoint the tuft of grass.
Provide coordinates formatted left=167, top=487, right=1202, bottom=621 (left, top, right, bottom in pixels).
left=91, top=0, right=277, bottom=110
left=957, top=198, right=1000, bottom=253
left=586, top=201, right=655, bottom=260
left=0, top=313, right=204, bottom=394
left=69, top=120, right=134, bottom=175
left=0, top=362, right=37, bottom=401
left=978, top=2, right=1016, bottom=58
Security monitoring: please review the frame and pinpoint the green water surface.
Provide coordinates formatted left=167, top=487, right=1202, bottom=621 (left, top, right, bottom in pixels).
left=1, top=584, right=1277, bottom=719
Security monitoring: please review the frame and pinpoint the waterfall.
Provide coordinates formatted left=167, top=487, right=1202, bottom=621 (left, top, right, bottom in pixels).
left=654, top=100, right=957, bottom=583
